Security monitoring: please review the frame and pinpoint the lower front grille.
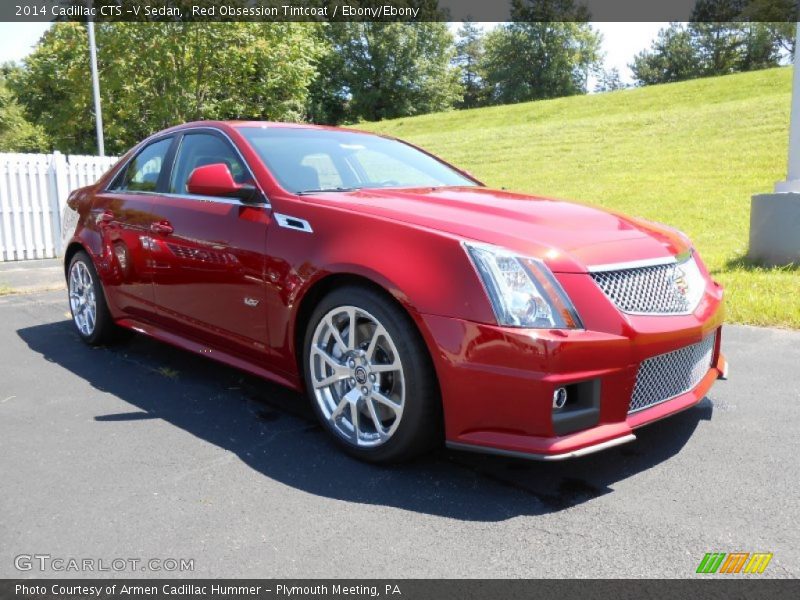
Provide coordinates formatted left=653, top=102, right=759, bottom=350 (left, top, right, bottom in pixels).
left=629, top=333, right=716, bottom=414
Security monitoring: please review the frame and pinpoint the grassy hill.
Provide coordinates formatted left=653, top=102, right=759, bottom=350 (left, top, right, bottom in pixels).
left=361, top=67, right=799, bottom=328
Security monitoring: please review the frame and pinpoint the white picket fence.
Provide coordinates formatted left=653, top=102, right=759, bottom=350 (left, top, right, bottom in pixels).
left=0, top=152, right=118, bottom=261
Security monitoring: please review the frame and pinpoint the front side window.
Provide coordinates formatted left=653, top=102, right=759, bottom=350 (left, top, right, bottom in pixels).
left=239, top=127, right=477, bottom=194
left=113, top=137, right=173, bottom=192
left=170, top=133, right=248, bottom=194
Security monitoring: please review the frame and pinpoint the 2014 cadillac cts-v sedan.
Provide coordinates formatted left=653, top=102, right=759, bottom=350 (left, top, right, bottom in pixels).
left=62, top=121, right=727, bottom=463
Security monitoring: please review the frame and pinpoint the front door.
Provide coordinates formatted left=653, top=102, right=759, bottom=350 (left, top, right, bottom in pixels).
left=148, top=131, right=272, bottom=359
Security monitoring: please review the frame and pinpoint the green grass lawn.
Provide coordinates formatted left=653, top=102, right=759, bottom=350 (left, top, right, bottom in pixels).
left=361, top=67, right=800, bottom=328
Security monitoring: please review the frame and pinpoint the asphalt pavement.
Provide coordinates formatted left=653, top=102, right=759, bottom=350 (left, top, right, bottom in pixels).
left=1, top=290, right=798, bottom=578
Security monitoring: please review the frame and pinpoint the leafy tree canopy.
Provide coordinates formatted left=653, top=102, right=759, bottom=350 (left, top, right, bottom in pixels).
left=10, top=22, right=321, bottom=155
left=477, top=0, right=602, bottom=105
left=454, top=20, right=489, bottom=109
left=0, top=65, right=49, bottom=153
left=594, top=67, right=626, bottom=93
left=309, top=22, right=461, bottom=124
left=630, top=21, right=785, bottom=86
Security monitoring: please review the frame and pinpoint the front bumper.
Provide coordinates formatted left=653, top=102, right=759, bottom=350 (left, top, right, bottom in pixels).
left=419, top=273, right=725, bottom=460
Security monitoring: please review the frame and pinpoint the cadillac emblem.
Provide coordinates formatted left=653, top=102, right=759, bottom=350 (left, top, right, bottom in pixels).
left=672, top=266, right=689, bottom=297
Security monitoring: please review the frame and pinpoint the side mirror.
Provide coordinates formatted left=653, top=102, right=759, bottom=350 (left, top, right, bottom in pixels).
left=186, top=163, right=259, bottom=202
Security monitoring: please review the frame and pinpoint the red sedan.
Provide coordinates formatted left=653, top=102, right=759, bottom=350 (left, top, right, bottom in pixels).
left=62, top=121, right=727, bottom=463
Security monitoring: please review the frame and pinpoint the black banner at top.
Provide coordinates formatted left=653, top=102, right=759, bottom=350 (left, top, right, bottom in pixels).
left=2, top=0, right=799, bottom=23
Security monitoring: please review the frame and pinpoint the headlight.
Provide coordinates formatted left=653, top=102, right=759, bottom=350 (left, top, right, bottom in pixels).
left=463, top=242, right=582, bottom=329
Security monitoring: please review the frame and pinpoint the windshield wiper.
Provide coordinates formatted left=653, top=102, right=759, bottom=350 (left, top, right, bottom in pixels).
left=296, top=187, right=361, bottom=196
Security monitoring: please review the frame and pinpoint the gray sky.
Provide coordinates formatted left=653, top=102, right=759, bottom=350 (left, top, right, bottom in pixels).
left=0, top=21, right=666, bottom=84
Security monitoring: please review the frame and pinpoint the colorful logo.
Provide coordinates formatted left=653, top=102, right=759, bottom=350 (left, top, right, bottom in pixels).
left=696, top=552, right=773, bottom=574
left=672, top=266, right=689, bottom=298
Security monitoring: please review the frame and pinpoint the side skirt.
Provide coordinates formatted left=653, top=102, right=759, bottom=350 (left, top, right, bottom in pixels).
left=115, top=317, right=303, bottom=392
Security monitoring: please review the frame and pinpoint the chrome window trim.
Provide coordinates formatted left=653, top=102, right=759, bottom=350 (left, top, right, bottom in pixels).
left=106, top=189, right=269, bottom=209
left=103, top=125, right=270, bottom=208
left=162, top=191, right=269, bottom=207
left=274, top=213, right=313, bottom=233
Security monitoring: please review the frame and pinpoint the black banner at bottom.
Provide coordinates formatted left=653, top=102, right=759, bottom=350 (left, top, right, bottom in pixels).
left=1, top=579, right=798, bottom=600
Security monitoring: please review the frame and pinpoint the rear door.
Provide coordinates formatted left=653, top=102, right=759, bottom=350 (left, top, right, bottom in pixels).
left=91, top=136, right=175, bottom=322
left=148, top=130, right=272, bottom=359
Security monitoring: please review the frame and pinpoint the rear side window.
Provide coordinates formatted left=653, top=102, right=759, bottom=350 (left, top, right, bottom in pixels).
left=169, top=133, right=248, bottom=194
left=112, top=138, right=173, bottom=192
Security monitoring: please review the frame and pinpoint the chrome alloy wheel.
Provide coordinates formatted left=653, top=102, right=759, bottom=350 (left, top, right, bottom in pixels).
left=69, top=260, right=97, bottom=337
left=309, top=306, right=405, bottom=447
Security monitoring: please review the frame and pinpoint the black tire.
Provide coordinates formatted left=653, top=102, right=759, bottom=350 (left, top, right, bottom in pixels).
left=67, top=250, right=121, bottom=346
left=302, top=285, right=442, bottom=463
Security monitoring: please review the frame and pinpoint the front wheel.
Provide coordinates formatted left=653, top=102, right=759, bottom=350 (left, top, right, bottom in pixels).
left=303, top=286, right=441, bottom=463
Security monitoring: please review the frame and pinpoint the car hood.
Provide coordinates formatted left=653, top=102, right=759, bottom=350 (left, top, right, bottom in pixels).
left=305, top=186, right=690, bottom=273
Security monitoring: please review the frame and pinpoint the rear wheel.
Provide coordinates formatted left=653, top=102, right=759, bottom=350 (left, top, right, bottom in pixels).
left=303, top=286, right=441, bottom=463
left=67, top=251, right=119, bottom=345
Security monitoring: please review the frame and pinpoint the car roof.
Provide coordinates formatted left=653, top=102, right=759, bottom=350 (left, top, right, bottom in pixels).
left=160, top=120, right=377, bottom=137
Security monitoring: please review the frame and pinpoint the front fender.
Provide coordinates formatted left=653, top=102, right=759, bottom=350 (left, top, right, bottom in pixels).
left=264, top=197, right=497, bottom=375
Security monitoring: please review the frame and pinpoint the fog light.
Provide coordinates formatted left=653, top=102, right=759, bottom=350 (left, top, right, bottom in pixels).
left=553, top=387, right=567, bottom=409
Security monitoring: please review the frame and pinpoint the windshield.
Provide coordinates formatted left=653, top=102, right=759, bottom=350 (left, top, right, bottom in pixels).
left=239, top=127, right=477, bottom=194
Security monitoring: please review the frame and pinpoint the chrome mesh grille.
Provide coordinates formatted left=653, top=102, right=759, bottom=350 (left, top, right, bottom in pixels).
left=591, top=261, right=692, bottom=314
left=629, top=333, right=716, bottom=413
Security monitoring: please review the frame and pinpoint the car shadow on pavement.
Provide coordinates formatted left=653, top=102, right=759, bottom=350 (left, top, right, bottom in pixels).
left=18, top=320, right=713, bottom=521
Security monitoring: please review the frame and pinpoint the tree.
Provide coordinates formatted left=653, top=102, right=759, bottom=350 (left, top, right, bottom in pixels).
left=763, top=22, right=795, bottom=56
left=594, top=67, right=626, bottom=93
left=0, top=64, right=49, bottom=152
left=693, top=0, right=797, bottom=54
left=481, top=18, right=602, bottom=104
left=631, top=20, right=785, bottom=87
left=453, top=21, right=488, bottom=109
left=308, top=22, right=462, bottom=124
left=745, top=0, right=797, bottom=57
left=509, top=0, right=591, bottom=21
left=10, top=22, right=321, bottom=155
left=630, top=24, right=703, bottom=85
left=693, top=22, right=779, bottom=73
